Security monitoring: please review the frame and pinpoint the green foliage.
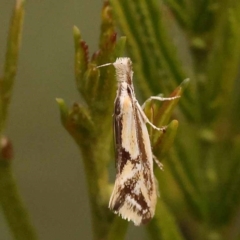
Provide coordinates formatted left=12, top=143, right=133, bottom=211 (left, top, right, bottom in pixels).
left=0, top=1, right=38, bottom=239
left=0, top=159, right=38, bottom=240
left=2, top=0, right=239, bottom=239
left=0, top=0, right=25, bottom=133
left=58, top=3, right=128, bottom=239
left=108, top=0, right=240, bottom=239
left=57, top=1, right=185, bottom=239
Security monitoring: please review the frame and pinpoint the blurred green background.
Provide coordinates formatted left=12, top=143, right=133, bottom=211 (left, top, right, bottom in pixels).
left=2, top=0, right=240, bottom=239
left=0, top=1, right=125, bottom=239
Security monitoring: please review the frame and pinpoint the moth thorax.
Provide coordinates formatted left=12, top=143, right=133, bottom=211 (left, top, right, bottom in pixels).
left=114, top=68, right=128, bottom=83
left=121, top=81, right=128, bottom=90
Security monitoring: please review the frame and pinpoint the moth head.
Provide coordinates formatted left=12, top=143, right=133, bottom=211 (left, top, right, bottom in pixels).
left=97, top=58, right=132, bottom=72
left=113, top=57, right=132, bottom=70
left=97, top=57, right=133, bottom=84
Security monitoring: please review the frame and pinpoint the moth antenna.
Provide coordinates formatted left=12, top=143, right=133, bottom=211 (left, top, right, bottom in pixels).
left=96, top=62, right=112, bottom=68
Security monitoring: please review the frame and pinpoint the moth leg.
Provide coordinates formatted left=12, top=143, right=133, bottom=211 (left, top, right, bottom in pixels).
left=141, top=95, right=180, bottom=110
left=153, top=154, right=164, bottom=170
left=154, top=177, right=160, bottom=197
left=136, top=101, right=166, bottom=131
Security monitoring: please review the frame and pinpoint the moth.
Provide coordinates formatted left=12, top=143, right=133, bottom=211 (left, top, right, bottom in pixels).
left=98, top=58, right=179, bottom=225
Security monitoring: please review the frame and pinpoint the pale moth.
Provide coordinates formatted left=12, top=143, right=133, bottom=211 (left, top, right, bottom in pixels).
left=97, top=58, right=179, bottom=225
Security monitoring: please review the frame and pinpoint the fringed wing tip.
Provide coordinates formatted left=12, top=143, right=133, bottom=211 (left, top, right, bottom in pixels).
left=109, top=202, right=153, bottom=226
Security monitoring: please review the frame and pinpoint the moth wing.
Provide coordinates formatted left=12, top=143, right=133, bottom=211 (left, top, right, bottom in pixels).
left=110, top=95, right=157, bottom=225
left=113, top=95, right=139, bottom=173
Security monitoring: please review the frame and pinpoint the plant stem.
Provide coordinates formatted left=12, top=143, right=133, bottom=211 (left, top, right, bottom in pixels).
left=0, top=161, right=38, bottom=240
left=0, top=0, right=25, bottom=132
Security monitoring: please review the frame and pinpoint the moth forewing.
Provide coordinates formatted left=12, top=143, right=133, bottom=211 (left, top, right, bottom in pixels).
left=106, top=58, right=157, bottom=225
left=109, top=86, right=157, bottom=225
left=97, top=57, right=178, bottom=225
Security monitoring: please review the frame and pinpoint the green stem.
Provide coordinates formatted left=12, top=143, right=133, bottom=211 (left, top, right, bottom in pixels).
left=0, top=161, right=38, bottom=240
left=0, top=0, right=25, bottom=132
left=0, top=1, right=38, bottom=239
left=79, top=133, right=114, bottom=240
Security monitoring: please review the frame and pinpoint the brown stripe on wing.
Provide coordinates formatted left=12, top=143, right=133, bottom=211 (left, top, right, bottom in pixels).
left=114, top=89, right=139, bottom=173
left=134, top=106, right=148, bottom=162
left=113, top=96, right=132, bottom=173
left=111, top=175, right=153, bottom=224
left=113, top=96, right=122, bottom=166
left=134, top=104, right=155, bottom=198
